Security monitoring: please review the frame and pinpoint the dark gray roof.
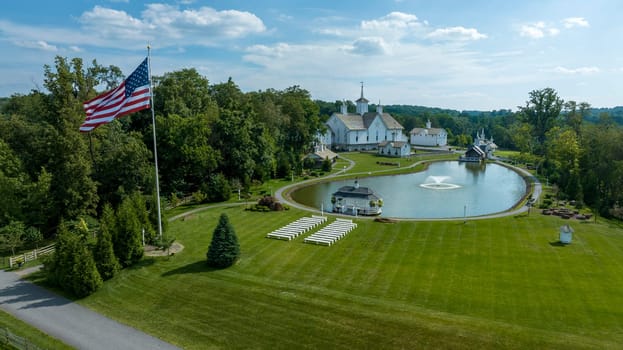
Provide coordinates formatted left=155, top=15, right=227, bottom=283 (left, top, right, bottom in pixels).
left=332, top=185, right=380, bottom=200
left=466, top=145, right=486, bottom=157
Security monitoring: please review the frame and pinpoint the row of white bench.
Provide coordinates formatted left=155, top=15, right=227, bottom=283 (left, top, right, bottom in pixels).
left=266, top=215, right=328, bottom=241
left=303, top=218, right=357, bottom=246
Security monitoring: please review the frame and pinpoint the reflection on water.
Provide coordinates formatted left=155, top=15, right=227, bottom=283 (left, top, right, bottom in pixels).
left=291, top=161, right=526, bottom=219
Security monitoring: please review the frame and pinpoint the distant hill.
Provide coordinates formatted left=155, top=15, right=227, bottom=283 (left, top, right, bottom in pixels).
left=382, top=104, right=461, bottom=117
left=588, top=106, right=623, bottom=124
left=384, top=104, right=623, bottom=125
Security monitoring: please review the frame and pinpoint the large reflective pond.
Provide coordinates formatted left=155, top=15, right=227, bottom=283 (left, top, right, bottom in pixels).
left=291, top=161, right=527, bottom=219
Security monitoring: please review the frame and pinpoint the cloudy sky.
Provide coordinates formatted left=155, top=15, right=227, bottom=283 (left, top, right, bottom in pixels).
left=1, top=0, right=621, bottom=110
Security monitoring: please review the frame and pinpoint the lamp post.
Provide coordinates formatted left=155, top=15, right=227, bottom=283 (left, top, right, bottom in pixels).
left=463, top=205, right=467, bottom=224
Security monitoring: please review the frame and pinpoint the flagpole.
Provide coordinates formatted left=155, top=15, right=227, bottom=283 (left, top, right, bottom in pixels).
left=147, top=44, right=163, bottom=239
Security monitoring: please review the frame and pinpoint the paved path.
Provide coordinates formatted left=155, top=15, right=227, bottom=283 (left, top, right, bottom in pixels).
left=0, top=268, right=180, bottom=350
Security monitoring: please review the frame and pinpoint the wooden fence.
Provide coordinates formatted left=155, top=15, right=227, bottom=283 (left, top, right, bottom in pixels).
left=9, top=244, right=55, bottom=268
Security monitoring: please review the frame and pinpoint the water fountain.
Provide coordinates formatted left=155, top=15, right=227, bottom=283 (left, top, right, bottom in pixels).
left=419, top=175, right=461, bottom=190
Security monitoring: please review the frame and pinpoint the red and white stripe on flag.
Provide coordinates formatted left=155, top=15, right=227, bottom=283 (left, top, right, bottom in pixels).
left=80, top=58, right=151, bottom=133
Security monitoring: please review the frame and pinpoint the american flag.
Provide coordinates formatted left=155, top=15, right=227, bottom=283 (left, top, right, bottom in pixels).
left=80, top=58, right=151, bottom=132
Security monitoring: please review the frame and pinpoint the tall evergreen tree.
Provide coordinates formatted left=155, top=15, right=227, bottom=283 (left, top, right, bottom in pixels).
left=93, top=204, right=120, bottom=280
left=206, top=213, right=240, bottom=268
left=71, top=239, right=103, bottom=298
left=44, top=221, right=102, bottom=297
left=114, top=196, right=144, bottom=267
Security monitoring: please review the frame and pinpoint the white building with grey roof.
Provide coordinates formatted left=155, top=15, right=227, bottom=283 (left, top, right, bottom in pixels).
left=325, top=84, right=405, bottom=151
left=409, top=119, right=448, bottom=146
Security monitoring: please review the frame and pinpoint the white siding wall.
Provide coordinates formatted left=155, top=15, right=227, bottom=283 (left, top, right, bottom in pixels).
left=367, top=117, right=384, bottom=143
left=410, top=132, right=447, bottom=146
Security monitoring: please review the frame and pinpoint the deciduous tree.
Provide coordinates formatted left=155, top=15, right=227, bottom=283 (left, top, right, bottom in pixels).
left=518, top=88, right=563, bottom=154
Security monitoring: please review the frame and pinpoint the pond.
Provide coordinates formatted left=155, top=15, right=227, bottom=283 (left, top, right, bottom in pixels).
left=290, top=161, right=527, bottom=219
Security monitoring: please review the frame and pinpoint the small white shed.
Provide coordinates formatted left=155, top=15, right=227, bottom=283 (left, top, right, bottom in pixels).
left=559, top=224, right=574, bottom=244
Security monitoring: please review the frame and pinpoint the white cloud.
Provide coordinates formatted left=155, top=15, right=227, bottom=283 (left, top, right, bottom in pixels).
left=563, top=17, right=589, bottom=28
left=553, top=66, right=600, bottom=75
left=350, top=37, right=389, bottom=55
left=548, top=28, right=560, bottom=36
left=520, top=17, right=588, bottom=39
left=519, top=22, right=547, bottom=39
left=14, top=40, right=58, bottom=52
left=360, top=12, right=423, bottom=41
left=76, top=4, right=266, bottom=47
left=140, top=4, right=266, bottom=38
left=361, top=12, right=420, bottom=30
left=69, top=45, right=82, bottom=52
left=427, top=26, right=487, bottom=41
left=79, top=6, right=148, bottom=40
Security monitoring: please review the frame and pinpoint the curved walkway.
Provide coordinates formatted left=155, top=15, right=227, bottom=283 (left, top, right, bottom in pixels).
left=0, top=269, right=180, bottom=350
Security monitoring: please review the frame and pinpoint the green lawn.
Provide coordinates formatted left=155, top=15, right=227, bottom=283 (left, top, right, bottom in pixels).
left=339, top=151, right=456, bottom=176
left=0, top=309, right=72, bottom=349
left=77, top=206, right=623, bottom=349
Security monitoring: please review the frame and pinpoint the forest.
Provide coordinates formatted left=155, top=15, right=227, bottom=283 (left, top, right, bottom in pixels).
left=1, top=55, right=623, bottom=250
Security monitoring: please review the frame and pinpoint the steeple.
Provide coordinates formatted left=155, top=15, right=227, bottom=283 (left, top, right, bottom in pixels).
left=376, top=100, right=383, bottom=114
left=355, top=81, right=369, bottom=115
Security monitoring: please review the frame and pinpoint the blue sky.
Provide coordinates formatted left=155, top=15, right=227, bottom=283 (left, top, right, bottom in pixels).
left=1, top=0, right=622, bottom=110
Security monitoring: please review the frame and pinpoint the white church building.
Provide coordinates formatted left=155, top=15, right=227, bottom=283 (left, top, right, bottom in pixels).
left=409, top=120, right=448, bottom=147
left=325, top=84, right=406, bottom=151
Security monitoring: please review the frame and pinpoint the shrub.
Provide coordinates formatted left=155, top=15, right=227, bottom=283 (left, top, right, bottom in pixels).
left=258, top=195, right=277, bottom=207
left=169, top=193, right=180, bottom=208
left=204, top=173, right=231, bottom=202
left=22, top=226, right=43, bottom=245
left=192, top=190, right=207, bottom=204
left=321, top=157, right=332, bottom=172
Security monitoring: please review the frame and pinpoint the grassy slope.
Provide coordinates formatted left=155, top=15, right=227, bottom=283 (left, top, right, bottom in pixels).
left=0, top=309, right=72, bottom=349
left=79, top=206, right=623, bottom=349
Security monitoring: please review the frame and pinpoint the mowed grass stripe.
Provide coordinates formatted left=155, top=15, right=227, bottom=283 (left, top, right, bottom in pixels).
left=381, top=222, right=418, bottom=300
left=77, top=207, right=623, bottom=348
